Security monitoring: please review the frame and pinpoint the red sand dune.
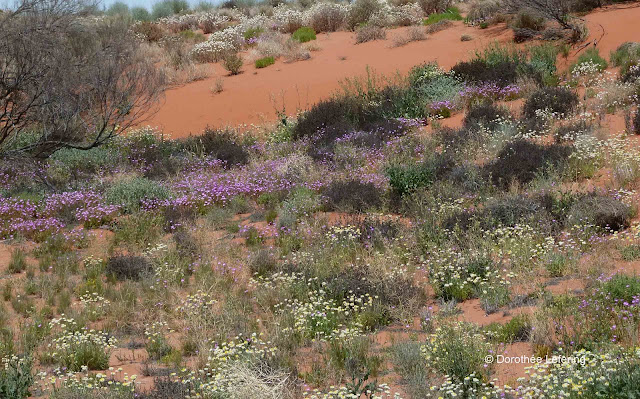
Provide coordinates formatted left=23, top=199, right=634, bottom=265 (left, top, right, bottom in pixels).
left=144, top=4, right=640, bottom=138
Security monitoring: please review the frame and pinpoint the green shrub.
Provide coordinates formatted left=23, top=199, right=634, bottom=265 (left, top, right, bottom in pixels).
left=0, top=356, right=33, bottom=399
left=113, top=212, right=164, bottom=250
left=222, top=52, right=243, bottom=75
left=620, top=244, right=640, bottom=261
left=292, top=26, right=316, bottom=43
left=255, top=56, right=275, bottom=69
left=610, top=42, right=640, bottom=77
left=601, top=274, right=640, bottom=303
left=105, top=177, right=171, bottom=213
left=423, top=7, right=462, bottom=25
left=522, top=87, right=579, bottom=119
left=7, top=249, right=27, bottom=274
left=511, top=12, right=545, bottom=31
left=566, top=193, right=633, bottom=232
left=348, top=0, right=382, bottom=29
left=572, top=47, right=608, bottom=73
left=243, top=27, right=264, bottom=41
left=485, top=315, right=531, bottom=343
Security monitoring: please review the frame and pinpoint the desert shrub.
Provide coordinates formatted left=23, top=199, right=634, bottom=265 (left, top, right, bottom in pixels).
left=222, top=53, right=243, bottom=75
left=611, top=42, right=640, bottom=79
left=392, top=26, right=427, bottom=47
left=513, top=27, right=541, bottom=43
left=600, top=274, right=640, bottom=303
left=0, top=356, right=33, bottom=399
left=424, top=19, right=452, bottom=33
left=484, top=140, right=573, bottom=188
left=387, top=153, right=454, bottom=197
left=323, top=180, right=383, bottom=212
left=105, top=177, right=171, bottom=213
left=106, top=254, right=153, bottom=281
left=173, top=230, right=199, bottom=259
left=464, top=103, right=511, bottom=130
left=255, top=56, right=275, bottom=68
left=567, top=193, right=633, bottom=231
left=634, top=109, right=640, bottom=135
left=466, top=0, right=502, bottom=23
left=511, top=11, right=545, bottom=31
left=7, top=249, right=27, bottom=274
left=249, top=249, right=278, bottom=277
left=390, top=341, right=431, bottom=397
left=417, top=0, right=453, bottom=14
left=180, top=128, right=248, bottom=166
left=475, top=195, right=549, bottom=230
left=450, top=59, right=518, bottom=87
left=355, top=25, right=386, bottom=44
left=620, top=244, right=640, bottom=261
left=423, top=6, right=462, bottom=25
left=522, top=87, right=579, bottom=119
left=348, top=0, right=382, bottom=29
left=292, top=26, right=316, bottom=43
left=421, top=322, right=493, bottom=381
left=163, top=205, right=196, bottom=233
left=308, top=2, right=348, bottom=32
left=133, top=22, right=166, bottom=42
left=243, top=27, right=265, bottom=41
left=554, top=120, right=592, bottom=143
left=485, top=315, right=531, bottom=343
left=113, top=212, right=164, bottom=250
left=293, top=96, right=362, bottom=140
left=571, top=47, right=608, bottom=74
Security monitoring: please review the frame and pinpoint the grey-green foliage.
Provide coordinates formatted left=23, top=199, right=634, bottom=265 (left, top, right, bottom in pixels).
left=0, top=356, right=33, bottom=399
left=105, top=176, right=172, bottom=213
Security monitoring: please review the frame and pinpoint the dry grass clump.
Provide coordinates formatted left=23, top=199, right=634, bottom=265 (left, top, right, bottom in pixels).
left=355, top=25, right=387, bottom=44
left=425, top=19, right=453, bottom=34
left=391, top=26, right=427, bottom=47
left=253, top=32, right=310, bottom=62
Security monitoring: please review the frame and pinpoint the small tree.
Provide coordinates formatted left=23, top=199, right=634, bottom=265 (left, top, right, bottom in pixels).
left=505, top=0, right=584, bottom=37
left=0, top=0, right=165, bottom=158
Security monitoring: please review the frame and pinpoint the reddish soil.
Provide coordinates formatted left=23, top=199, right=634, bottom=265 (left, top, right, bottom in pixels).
left=145, top=23, right=513, bottom=137
left=143, top=4, right=640, bottom=139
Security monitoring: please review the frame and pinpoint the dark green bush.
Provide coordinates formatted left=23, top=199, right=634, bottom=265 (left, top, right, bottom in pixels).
left=511, top=12, right=545, bottom=32
left=106, top=254, right=153, bottom=280
left=292, top=26, right=316, bottom=43
left=567, top=193, right=633, bottom=231
left=464, top=103, right=511, bottom=130
left=571, top=48, right=608, bottom=74
left=522, top=87, right=579, bottom=119
left=179, top=128, right=249, bottom=166
left=255, top=56, right=275, bottom=68
left=323, top=180, right=383, bottom=212
left=450, top=59, right=518, bottom=87
left=484, top=139, right=573, bottom=188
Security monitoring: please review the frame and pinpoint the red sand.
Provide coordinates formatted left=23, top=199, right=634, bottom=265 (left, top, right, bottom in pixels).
left=145, top=22, right=513, bottom=137
left=144, top=4, right=640, bottom=138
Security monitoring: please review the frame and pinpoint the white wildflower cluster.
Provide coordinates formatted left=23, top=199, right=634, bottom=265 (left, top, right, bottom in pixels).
left=272, top=4, right=305, bottom=33
left=303, top=383, right=402, bottom=399
left=508, top=348, right=640, bottom=397
left=178, top=333, right=278, bottom=396
left=39, top=367, right=137, bottom=394
left=425, top=248, right=513, bottom=300
left=276, top=287, right=374, bottom=341
left=46, top=317, right=116, bottom=370
left=571, top=60, right=605, bottom=84
left=78, top=292, right=110, bottom=319
left=425, top=374, right=503, bottom=398
left=326, top=225, right=361, bottom=245
left=177, top=290, right=216, bottom=318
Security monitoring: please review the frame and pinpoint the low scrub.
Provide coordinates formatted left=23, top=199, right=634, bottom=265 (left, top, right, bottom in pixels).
left=106, top=254, right=153, bottom=280
left=323, top=180, right=383, bottom=212
left=567, top=193, right=633, bottom=232
left=423, top=7, right=462, bottom=25
left=450, top=59, right=518, bottom=87
left=464, top=103, right=511, bottom=130
left=255, top=56, right=275, bottom=69
left=179, top=128, right=248, bottom=166
left=292, top=26, right=316, bottom=43
left=483, top=139, right=573, bottom=188
left=105, top=177, right=172, bottom=213
left=355, top=25, right=386, bottom=44
left=522, top=87, right=579, bottom=119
